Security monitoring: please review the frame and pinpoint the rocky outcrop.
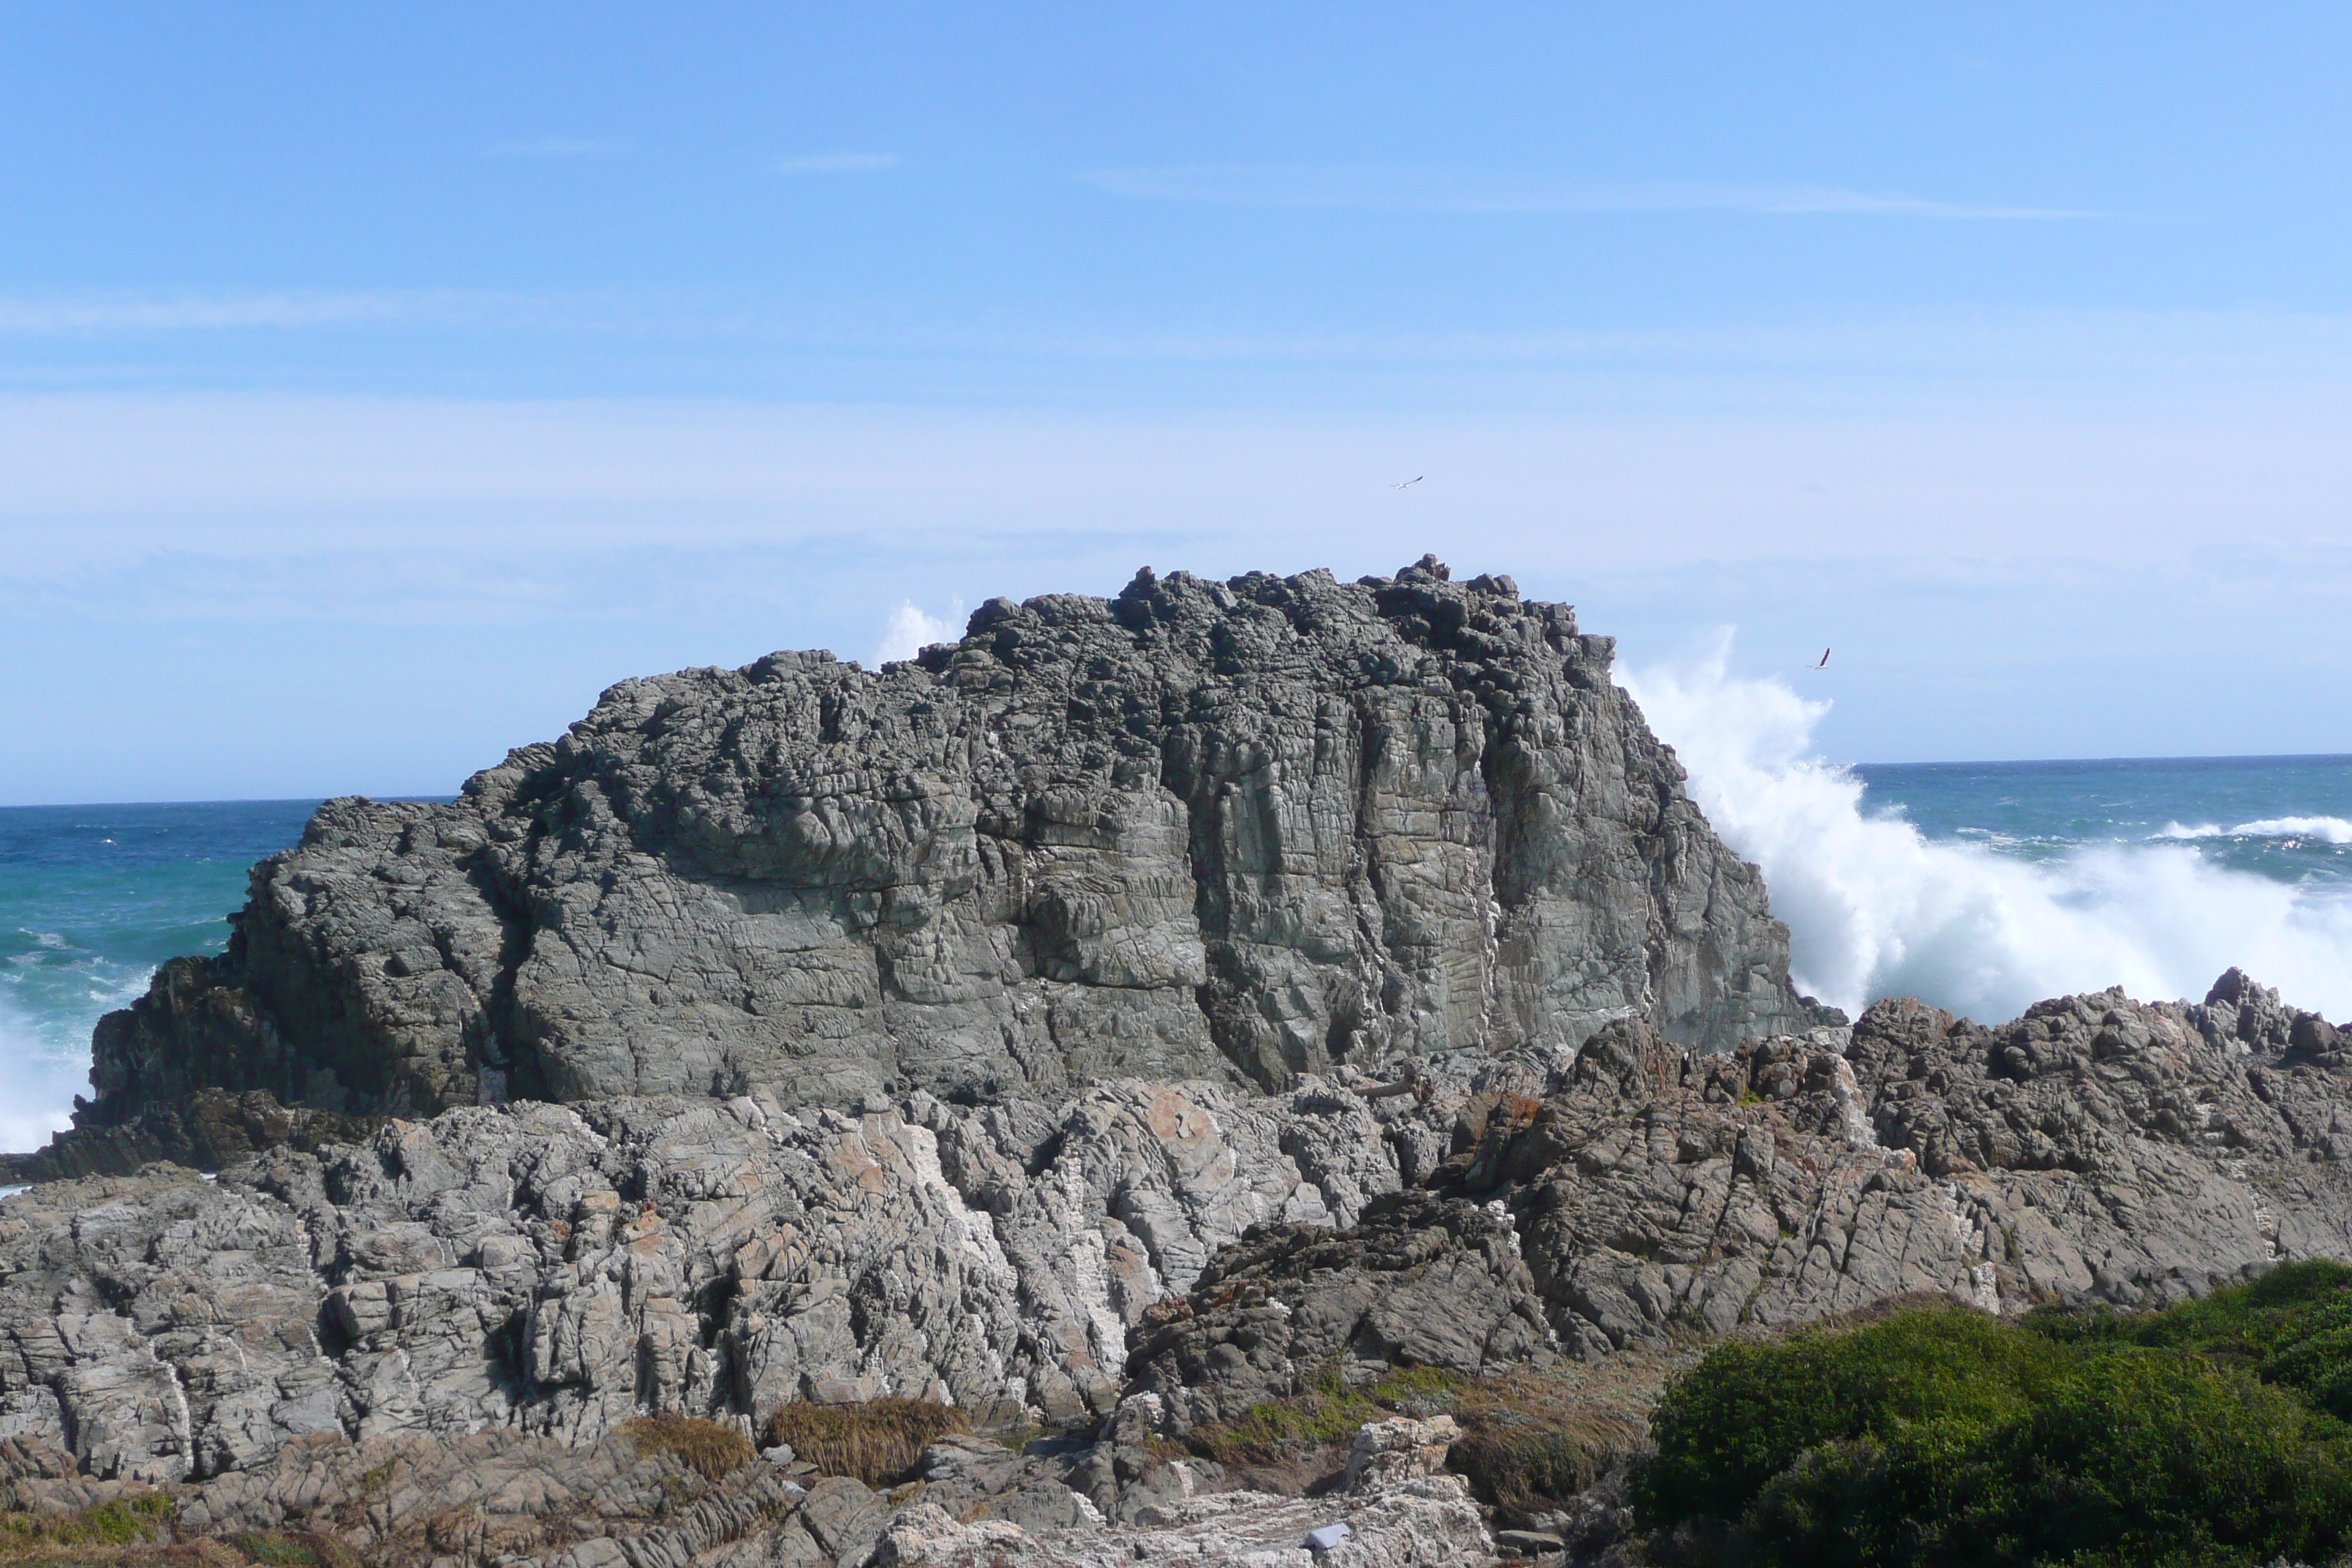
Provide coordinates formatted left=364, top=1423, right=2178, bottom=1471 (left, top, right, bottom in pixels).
left=1122, top=1191, right=1556, bottom=1433
left=4, top=973, right=2350, bottom=1507
left=872, top=1427, right=1493, bottom=1567
left=0, top=1076, right=1407, bottom=1487
left=0, top=1417, right=1496, bottom=1567
left=1103, top=973, right=2352, bottom=1431
left=53, top=558, right=1818, bottom=1161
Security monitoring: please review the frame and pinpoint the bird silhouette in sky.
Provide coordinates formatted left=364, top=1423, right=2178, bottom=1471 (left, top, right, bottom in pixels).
left=1391, top=476, right=1422, bottom=489
left=1812, top=648, right=1831, bottom=671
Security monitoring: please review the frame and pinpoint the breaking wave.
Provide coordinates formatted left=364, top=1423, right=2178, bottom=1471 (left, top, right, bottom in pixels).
left=2154, top=816, right=2352, bottom=845
left=0, top=992, right=88, bottom=1154
left=1623, top=644, right=2352, bottom=1025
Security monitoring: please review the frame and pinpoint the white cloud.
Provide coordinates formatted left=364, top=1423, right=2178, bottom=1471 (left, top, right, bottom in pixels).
left=873, top=599, right=962, bottom=664
left=1076, top=165, right=2101, bottom=219
left=776, top=153, right=899, bottom=174
left=486, top=136, right=633, bottom=157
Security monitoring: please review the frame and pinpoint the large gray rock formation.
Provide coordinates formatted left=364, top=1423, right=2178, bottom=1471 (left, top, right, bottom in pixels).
left=5, top=973, right=2350, bottom=1503
left=62, top=558, right=1818, bottom=1156
left=1107, top=972, right=2352, bottom=1434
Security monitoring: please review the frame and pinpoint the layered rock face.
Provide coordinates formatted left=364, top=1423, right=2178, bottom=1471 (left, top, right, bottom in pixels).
left=7, top=971, right=2349, bottom=1503
left=69, top=557, right=1817, bottom=1148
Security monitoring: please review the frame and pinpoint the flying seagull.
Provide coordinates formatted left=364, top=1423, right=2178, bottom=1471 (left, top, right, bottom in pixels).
left=1391, top=475, right=1423, bottom=489
left=1812, top=648, right=1831, bottom=670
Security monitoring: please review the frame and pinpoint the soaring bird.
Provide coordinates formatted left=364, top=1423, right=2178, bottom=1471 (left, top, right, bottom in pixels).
left=1812, top=648, right=1831, bottom=670
left=1391, top=475, right=1423, bottom=489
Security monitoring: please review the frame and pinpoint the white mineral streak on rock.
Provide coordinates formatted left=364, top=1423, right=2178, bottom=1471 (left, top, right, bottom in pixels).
left=1940, top=1181, right=2003, bottom=1314
left=1830, top=1055, right=1879, bottom=1151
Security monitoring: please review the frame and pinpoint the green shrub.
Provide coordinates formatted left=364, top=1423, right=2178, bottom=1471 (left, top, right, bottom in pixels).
left=2029, top=1258, right=2352, bottom=1418
left=1637, top=1300, right=2352, bottom=1568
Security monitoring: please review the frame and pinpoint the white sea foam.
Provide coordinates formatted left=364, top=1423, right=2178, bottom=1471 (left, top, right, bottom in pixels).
left=1624, top=640, right=2352, bottom=1024
left=0, top=993, right=86, bottom=1155
left=2154, top=816, right=2352, bottom=844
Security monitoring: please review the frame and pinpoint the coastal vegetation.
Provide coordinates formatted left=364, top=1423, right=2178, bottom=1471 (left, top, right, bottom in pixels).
left=764, top=1398, right=971, bottom=1487
left=1637, top=1265, right=2352, bottom=1567
left=1166, top=1357, right=1657, bottom=1515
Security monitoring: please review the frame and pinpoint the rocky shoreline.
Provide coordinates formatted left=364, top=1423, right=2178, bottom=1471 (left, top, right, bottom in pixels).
left=2, top=969, right=2348, bottom=1563
left=6, top=561, right=2349, bottom=1565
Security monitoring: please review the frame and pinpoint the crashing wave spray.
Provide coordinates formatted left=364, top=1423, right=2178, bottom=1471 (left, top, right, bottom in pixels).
left=1623, top=638, right=2352, bottom=1023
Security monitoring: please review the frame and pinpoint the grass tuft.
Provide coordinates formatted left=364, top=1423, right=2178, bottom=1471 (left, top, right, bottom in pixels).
left=619, top=1414, right=757, bottom=1482
left=766, top=1398, right=970, bottom=1487
left=1175, top=1360, right=1650, bottom=1517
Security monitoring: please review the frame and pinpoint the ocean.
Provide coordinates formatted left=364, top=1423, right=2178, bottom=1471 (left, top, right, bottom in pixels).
left=0, top=799, right=326, bottom=1150
left=4, top=739, right=2351, bottom=1155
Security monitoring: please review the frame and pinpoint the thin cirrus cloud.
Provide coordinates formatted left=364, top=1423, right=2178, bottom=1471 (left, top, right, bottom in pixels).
left=1076, top=165, right=2103, bottom=219
left=485, top=135, right=635, bottom=158
left=775, top=153, right=900, bottom=174
left=0, top=291, right=559, bottom=334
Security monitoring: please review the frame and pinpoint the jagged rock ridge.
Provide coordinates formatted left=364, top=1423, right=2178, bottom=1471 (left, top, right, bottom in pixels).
left=7, top=971, right=2348, bottom=1503
left=69, top=557, right=1820, bottom=1145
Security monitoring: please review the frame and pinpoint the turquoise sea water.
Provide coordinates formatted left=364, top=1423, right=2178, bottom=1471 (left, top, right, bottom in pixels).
left=1853, top=755, right=2352, bottom=887
left=3, top=755, right=2350, bottom=1152
left=0, top=800, right=323, bottom=1148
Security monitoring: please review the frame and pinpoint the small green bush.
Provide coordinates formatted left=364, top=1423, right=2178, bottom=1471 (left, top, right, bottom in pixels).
left=1637, top=1300, right=2352, bottom=1568
left=2029, top=1258, right=2352, bottom=1417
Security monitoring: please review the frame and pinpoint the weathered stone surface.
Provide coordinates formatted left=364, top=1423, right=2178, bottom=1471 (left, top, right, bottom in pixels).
left=0, top=1076, right=1401, bottom=1484
left=51, top=559, right=1816, bottom=1163
left=1124, top=1191, right=1554, bottom=1433
left=1, top=1423, right=816, bottom=1567
left=1112, top=973, right=2352, bottom=1424
left=4, top=970, right=2351, bottom=1559
left=1475, top=976, right=2352, bottom=1354
left=869, top=1469, right=1495, bottom=1567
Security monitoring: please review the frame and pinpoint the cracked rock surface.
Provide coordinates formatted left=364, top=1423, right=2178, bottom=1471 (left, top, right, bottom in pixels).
left=53, top=558, right=1817, bottom=1168
left=1117, top=973, right=2352, bottom=1424
left=4, top=972, right=2349, bottom=1508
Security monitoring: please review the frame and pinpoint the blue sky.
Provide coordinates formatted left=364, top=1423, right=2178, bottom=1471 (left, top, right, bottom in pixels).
left=3, top=4, right=2349, bottom=803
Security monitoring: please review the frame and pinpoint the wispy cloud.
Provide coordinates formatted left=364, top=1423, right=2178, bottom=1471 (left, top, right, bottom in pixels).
left=1077, top=165, right=2103, bottom=219
left=0, top=291, right=553, bottom=334
left=486, top=135, right=633, bottom=158
left=776, top=153, right=899, bottom=175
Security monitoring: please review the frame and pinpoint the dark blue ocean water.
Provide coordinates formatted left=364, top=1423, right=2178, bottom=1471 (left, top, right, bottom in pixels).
left=3, top=757, right=2350, bottom=1150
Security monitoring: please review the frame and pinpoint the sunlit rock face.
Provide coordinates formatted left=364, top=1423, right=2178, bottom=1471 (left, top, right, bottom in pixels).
left=73, top=557, right=1814, bottom=1135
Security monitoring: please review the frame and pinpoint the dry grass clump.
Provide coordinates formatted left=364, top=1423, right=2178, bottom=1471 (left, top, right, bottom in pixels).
left=1177, top=1364, right=1452, bottom=1468
left=1174, top=1352, right=1681, bottom=1514
left=766, top=1399, right=970, bottom=1487
left=1446, top=1368, right=1648, bottom=1513
left=0, top=1494, right=363, bottom=1564
left=619, top=1414, right=757, bottom=1481
left=0, top=1494, right=174, bottom=1562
